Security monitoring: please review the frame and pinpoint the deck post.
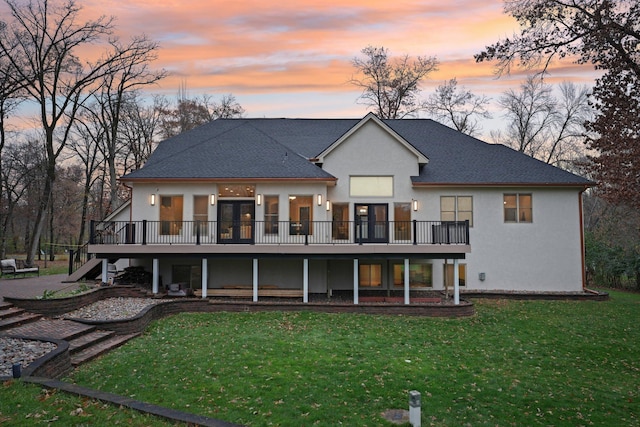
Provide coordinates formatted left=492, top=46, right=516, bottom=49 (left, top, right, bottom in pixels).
left=453, top=258, right=460, bottom=305
left=353, top=258, right=359, bottom=305
left=404, top=258, right=410, bottom=305
left=201, top=258, right=208, bottom=298
left=152, top=258, right=159, bottom=294
left=101, top=259, right=108, bottom=284
left=303, top=258, right=309, bottom=303
left=253, top=258, right=259, bottom=302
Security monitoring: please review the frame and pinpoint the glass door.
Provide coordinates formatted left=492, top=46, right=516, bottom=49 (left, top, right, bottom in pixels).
left=355, top=204, right=388, bottom=243
left=218, top=201, right=255, bottom=243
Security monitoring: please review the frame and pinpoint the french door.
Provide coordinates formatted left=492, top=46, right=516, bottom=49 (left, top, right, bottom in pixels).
left=218, top=201, right=255, bottom=244
left=355, top=204, right=388, bottom=243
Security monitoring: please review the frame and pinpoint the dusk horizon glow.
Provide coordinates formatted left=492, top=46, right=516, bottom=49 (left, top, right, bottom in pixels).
left=4, top=0, right=600, bottom=137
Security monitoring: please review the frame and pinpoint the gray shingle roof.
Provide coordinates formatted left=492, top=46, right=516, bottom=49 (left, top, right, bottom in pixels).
left=122, top=117, right=593, bottom=186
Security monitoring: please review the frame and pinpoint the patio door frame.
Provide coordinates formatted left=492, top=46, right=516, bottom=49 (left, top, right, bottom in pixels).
left=354, top=203, right=389, bottom=243
left=217, top=201, right=255, bottom=244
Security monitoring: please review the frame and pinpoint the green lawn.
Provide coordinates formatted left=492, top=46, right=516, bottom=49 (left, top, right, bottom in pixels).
left=3, top=291, right=639, bottom=426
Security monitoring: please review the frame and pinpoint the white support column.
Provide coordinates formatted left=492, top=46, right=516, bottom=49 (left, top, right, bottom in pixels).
left=353, top=258, right=359, bottom=305
left=152, top=258, right=159, bottom=295
left=253, top=258, right=259, bottom=302
left=303, top=258, right=309, bottom=303
left=453, top=258, right=460, bottom=305
left=201, top=258, right=208, bottom=298
left=101, top=259, right=109, bottom=284
left=404, top=258, right=410, bottom=305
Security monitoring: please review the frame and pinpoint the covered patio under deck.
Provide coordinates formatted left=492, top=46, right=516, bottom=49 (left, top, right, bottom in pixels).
left=94, top=248, right=469, bottom=306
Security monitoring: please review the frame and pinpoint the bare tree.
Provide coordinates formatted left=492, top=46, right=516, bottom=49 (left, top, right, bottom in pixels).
left=351, top=46, right=438, bottom=119
left=159, top=91, right=245, bottom=139
left=207, top=94, right=245, bottom=119
left=120, top=94, right=166, bottom=171
left=0, top=0, right=164, bottom=266
left=68, top=109, right=106, bottom=248
left=424, top=78, right=491, bottom=136
left=83, top=35, right=166, bottom=213
left=492, top=76, right=590, bottom=167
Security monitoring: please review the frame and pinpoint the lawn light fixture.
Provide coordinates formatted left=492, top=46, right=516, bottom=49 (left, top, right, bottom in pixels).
left=257, top=194, right=262, bottom=206
left=412, top=199, right=418, bottom=211
left=210, top=194, right=216, bottom=205
left=150, top=194, right=156, bottom=206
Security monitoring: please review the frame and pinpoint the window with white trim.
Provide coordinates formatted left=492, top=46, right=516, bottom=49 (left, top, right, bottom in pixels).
left=440, top=196, right=473, bottom=226
left=504, top=194, right=532, bottom=223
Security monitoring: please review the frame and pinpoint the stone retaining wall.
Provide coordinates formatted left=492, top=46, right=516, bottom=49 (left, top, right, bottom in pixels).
left=4, top=286, right=145, bottom=316
left=67, top=299, right=212, bottom=335
left=2, top=337, right=73, bottom=380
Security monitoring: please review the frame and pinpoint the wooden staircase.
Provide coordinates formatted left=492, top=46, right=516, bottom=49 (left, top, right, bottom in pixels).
left=0, top=301, right=139, bottom=368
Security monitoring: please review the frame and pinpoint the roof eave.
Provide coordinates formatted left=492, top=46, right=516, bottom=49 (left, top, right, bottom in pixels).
left=411, top=181, right=596, bottom=188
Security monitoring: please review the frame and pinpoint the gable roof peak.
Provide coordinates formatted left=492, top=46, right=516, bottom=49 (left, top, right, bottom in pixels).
left=316, top=113, right=429, bottom=165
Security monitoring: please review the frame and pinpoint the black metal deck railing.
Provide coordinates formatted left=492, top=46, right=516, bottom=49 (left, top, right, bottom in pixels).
left=89, top=220, right=470, bottom=246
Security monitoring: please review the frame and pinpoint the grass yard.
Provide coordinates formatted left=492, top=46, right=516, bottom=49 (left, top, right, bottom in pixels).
left=2, top=291, right=639, bottom=426
left=0, top=381, right=178, bottom=425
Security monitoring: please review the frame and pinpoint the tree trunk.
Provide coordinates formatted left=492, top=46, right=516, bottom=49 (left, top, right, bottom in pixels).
left=26, top=156, right=55, bottom=267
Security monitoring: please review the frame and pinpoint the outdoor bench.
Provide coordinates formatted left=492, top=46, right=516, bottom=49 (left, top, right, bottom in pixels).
left=1, top=258, right=40, bottom=278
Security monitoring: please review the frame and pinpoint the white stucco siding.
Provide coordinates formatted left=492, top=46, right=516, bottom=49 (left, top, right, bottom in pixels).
left=461, top=187, right=584, bottom=292
left=130, top=182, right=218, bottom=222
left=322, top=120, right=420, bottom=209
left=254, top=183, right=330, bottom=222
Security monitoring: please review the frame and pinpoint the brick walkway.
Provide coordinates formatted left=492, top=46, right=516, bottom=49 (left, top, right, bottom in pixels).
left=0, top=274, right=80, bottom=299
left=4, top=318, right=95, bottom=341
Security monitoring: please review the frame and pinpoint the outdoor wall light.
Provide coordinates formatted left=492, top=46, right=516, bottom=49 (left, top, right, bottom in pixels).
left=150, top=194, right=156, bottom=206
left=210, top=194, right=216, bottom=205
left=412, top=199, right=418, bottom=211
left=326, top=200, right=331, bottom=211
left=257, top=194, right=262, bottom=205
left=317, top=194, right=323, bottom=206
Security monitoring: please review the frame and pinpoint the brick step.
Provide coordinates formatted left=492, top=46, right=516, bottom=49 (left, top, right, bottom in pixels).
left=71, top=333, right=140, bottom=366
left=68, top=330, right=115, bottom=353
left=0, top=306, right=26, bottom=320
left=0, top=312, right=42, bottom=331
left=0, top=301, right=13, bottom=310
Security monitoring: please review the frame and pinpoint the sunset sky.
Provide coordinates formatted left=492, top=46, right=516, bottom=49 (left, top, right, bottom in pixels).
left=13, top=0, right=600, bottom=136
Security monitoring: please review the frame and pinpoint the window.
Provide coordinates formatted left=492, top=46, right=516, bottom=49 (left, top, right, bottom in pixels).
left=350, top=176, right=393, bottom=197
left=264, top=195, right=279, bottom=234
left=441, top=196, right=473, bottom=227
left=219, top=185, right=255, bottom=198
left=393, top=263, right=432, bottom=288
left=359, top=263, right=382, bottom=287
left=332, top=203, right=349, bottom=240
left=394, top=203, right=411, bottom=240
left=193, top=195, right=208, bottom=235
left=504, top=194, right=532, bottom=223
left=289, top=195, right=313, bottom=235
left=160, top=195, right=183, bottom=235
left=444, top=263, right=466, bottom=287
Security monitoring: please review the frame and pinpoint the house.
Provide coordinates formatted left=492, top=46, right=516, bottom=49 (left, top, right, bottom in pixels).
left=88, top=113, right=593, bottom=304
